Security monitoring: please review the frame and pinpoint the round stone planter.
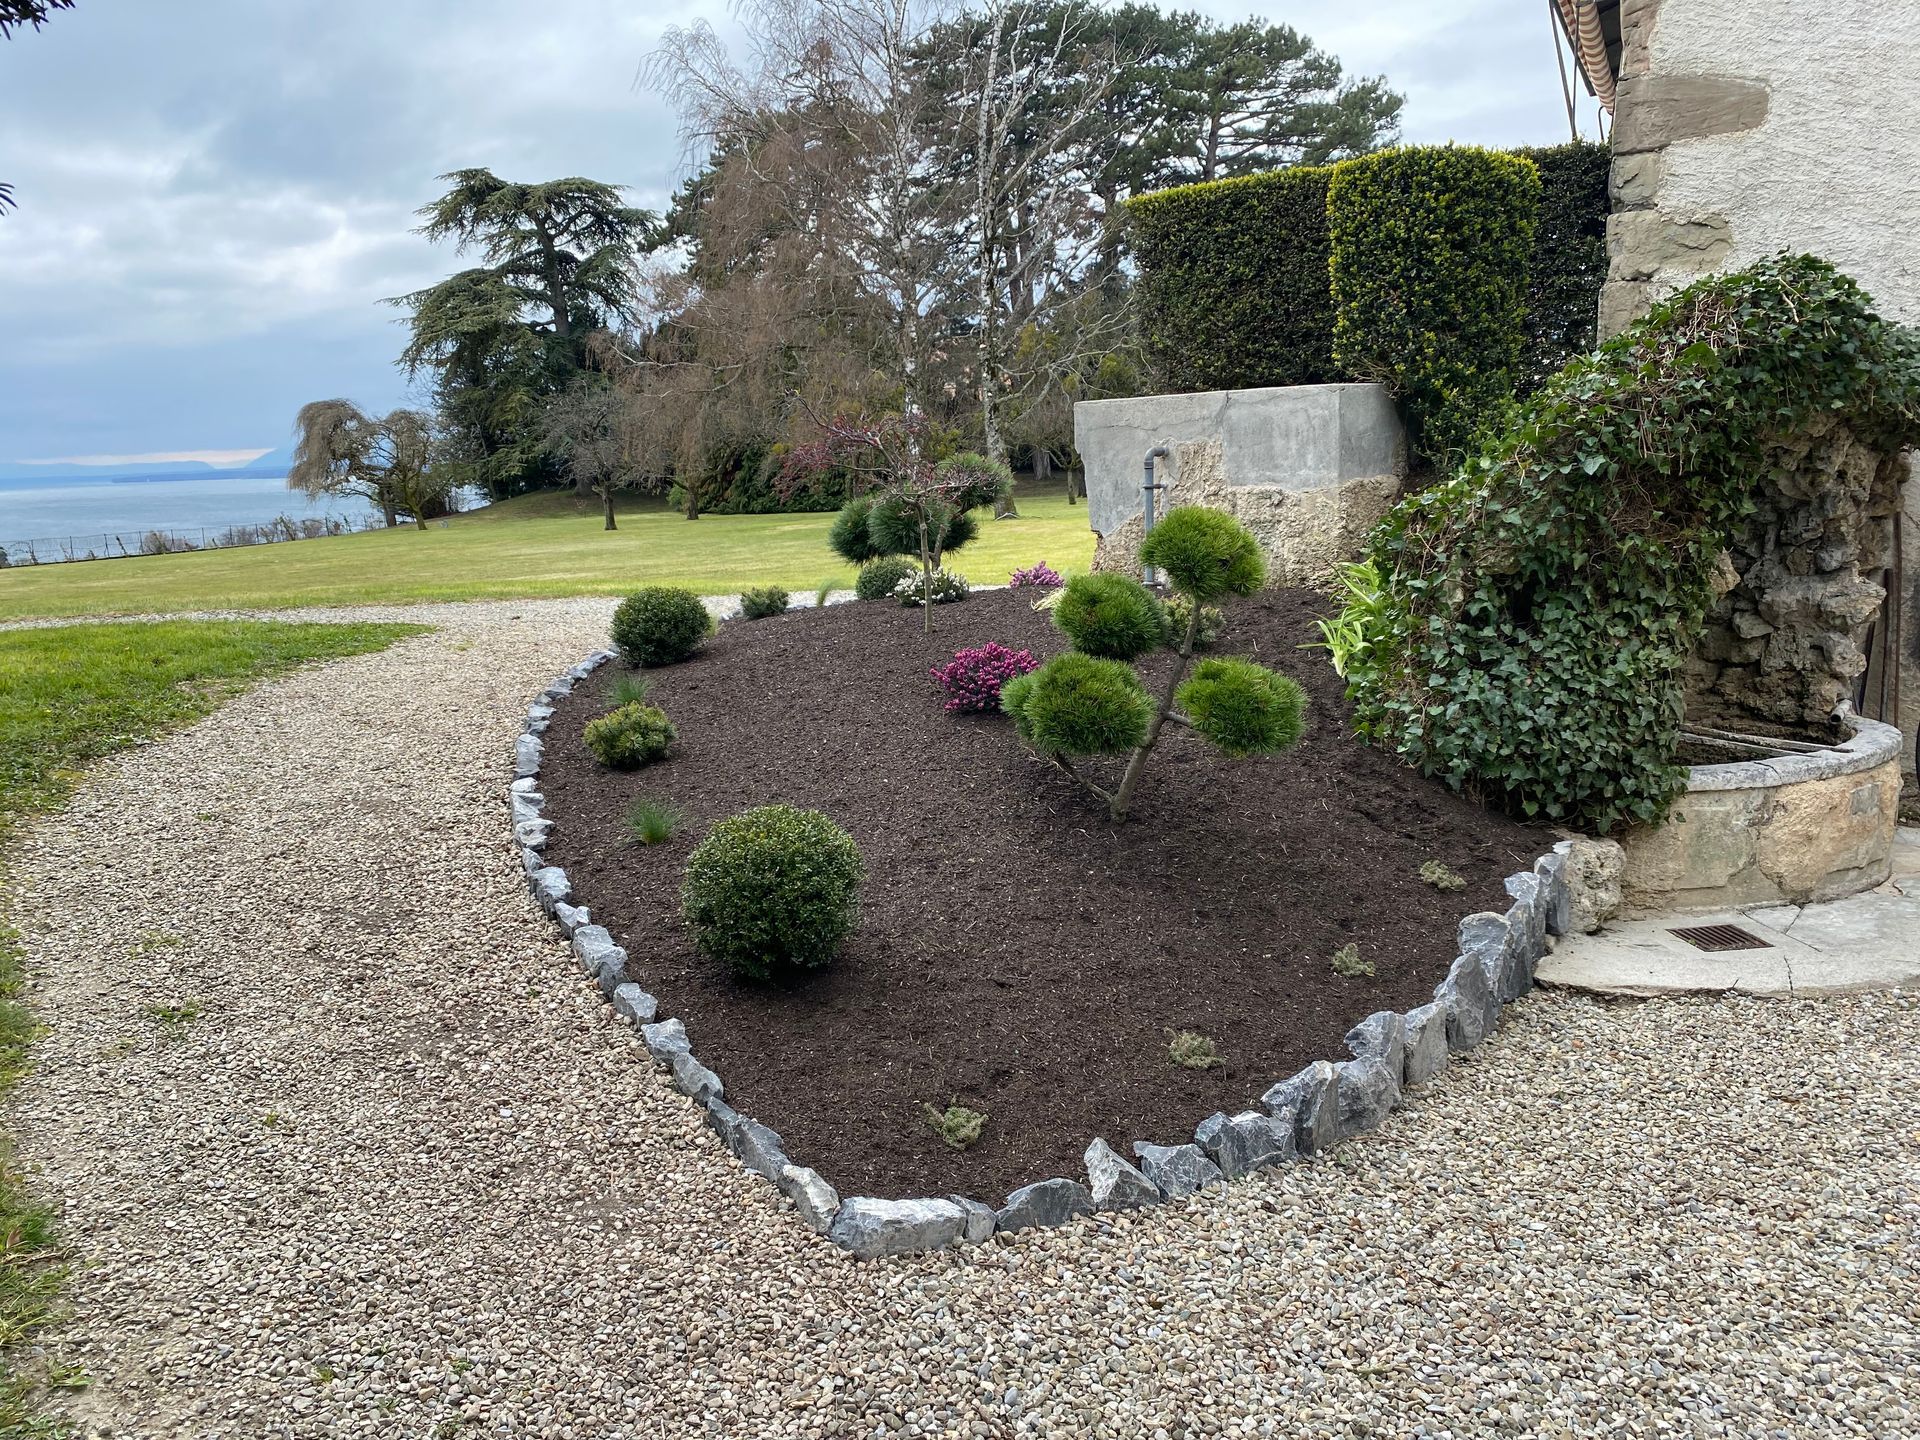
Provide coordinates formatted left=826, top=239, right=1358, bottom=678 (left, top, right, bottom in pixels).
left=1619, top=713, right=1903, bottom=913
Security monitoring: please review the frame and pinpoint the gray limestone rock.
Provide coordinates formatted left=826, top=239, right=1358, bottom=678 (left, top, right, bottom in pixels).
left=1333, top=1057, right=1399, bottom=1139
left=1130, top=1142, right=1222, bottom=1199
left=513, top=734, right=543, bottom=778
left=1401, top=1001, right=1449, bottom=1087
left=1436, top=950, right=1497, bottom=1051
left=520, top=847, right=543, bottom=877
left=1083, top=1138, right=1161, bottom=1211
left=1459, top=911, right=1514, bottom=996
left=1533, top=850, right=1572, bottom=936
left=670, top=1050, right=724, bottom=1104
left=609, top=983, right=658, bottom=1025
left=1501, top=872, right=1547, bottom=995
left=1344, top=1011, right=1406, bottom=1077
left=1194, top=1110, right=1294, bottom=1179
left=514, top=818, right=552, bottom=851
left=509, top=790, right=544, bottom=824
left=640, top=1018, right=689, bottom=1067
left=828, top=1197, right=967, bottom=1259
left=726, top=1114, right=788, bottom=1181
left=551, top=901, right=590, bottom=936
left=995, top=1178, right=1096, bottom=1233
left=526, top=701, right=555, bottom=727
left=949, top=1195, right=999, bottom=1244
left=1260, top=1060, right=1340, bottom=1154
left=510, top=775, right=539, bottom=795
left=531, top=867, right=570, bottom=915
left=571, top=925, right=623, bottom=977
left=1557, top=837, right=1625, bottom=934
left=780, top=1165, right=841, bottom=1234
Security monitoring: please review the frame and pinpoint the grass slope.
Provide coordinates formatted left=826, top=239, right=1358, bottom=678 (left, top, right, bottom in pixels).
left=0, top=487, right=1098, bottom=622
left=0, top=619, right=425, bottom=1432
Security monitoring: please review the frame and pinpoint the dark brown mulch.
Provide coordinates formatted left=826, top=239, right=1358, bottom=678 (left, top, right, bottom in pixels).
left=539, top=587, right=1546, bottom=1201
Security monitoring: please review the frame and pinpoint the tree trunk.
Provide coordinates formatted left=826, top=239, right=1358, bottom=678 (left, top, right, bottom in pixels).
left=601, top=484, right=617, bottom=532
left=414, top=513, right=428, bottom=532
left=1110, top=600, right=1204, bottom=820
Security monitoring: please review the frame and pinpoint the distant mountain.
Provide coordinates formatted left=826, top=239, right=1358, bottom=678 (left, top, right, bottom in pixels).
left=0, top=443, right=296, bottom=487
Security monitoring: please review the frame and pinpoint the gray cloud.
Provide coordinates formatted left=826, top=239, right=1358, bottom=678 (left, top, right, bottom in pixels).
left=0, top=0, right=1585, bottom=462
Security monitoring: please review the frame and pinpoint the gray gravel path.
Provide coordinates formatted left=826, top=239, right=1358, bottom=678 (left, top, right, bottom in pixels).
left=6, top=598, right=1916, bottom=1438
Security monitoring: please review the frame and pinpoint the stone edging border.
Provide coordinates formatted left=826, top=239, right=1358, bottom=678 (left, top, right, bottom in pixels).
left=509, top=611, right=1573, bottom=1259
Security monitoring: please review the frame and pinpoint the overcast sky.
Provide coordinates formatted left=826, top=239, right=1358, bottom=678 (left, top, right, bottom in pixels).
left=0, top=0, right=1597, bottom=467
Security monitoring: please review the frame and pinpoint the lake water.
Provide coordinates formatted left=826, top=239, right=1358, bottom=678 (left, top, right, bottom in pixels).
left=0, top=474, right=379, bottom=560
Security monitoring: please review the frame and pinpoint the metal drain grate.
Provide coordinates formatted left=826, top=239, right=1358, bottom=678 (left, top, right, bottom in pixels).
left=1668, top=923, right=1773, bottom=952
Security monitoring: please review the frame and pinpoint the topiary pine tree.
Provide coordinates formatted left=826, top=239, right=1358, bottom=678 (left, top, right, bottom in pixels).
left=1002, top=506, right=1306, bottom=819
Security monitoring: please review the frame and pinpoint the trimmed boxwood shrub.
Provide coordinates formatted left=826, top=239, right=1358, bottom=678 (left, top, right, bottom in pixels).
left=681, top=805, right=864, bottom=980
left=582, top=702, right=676, bottom=770
left=1339, top=254, right=1920, bottom=831
left=1177, top=659, right=1306, bottom=758
left=1001, top=653, right=1155, bottom=756
left=1051, top=572, right=1166, bottom=661
left=1329, top=145, right=1541, bottom=468
left=1513, top=141, right=1611, bottom=392
left=610, top=587, right=714, bottom=667
left=1128, top=166, right=1336, bottom=394
left=739, top=585, right=789, bottom=620
left=855, top=555, right=917, bottom=601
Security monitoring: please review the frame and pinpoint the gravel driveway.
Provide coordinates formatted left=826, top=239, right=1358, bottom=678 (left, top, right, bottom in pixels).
left=6, top=598, right=1916, bottom=1439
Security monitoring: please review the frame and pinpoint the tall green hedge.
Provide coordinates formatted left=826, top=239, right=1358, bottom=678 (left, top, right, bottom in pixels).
left=1336, top=255, right=1920, bottom=832
left=1328, top=147, right=1541, bottom=467
left=1129, top=167, right=1336, bottom=394
left=1513, top=141, right=1611, bottom=392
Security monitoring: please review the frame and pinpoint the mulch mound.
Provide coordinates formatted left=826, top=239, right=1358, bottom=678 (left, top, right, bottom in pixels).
left=539, top=587, right=1547, bottom=1200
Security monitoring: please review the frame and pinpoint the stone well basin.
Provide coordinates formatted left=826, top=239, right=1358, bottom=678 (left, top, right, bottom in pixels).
left=1619, top=713, right=1904, bottom=914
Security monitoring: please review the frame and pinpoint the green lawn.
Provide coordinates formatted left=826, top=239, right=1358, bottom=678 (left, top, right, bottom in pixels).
left=0, top=618, right=424, bottom=1431
left=0, top=486, right=1099, bottom=622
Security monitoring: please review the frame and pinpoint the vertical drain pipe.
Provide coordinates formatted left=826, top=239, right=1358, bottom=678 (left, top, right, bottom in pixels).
left=1142, top=444, right=1171, bottom=586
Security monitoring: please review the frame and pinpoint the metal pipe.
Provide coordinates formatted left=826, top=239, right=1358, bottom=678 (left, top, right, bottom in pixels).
left=1142, top=444, right=1171, bottom=586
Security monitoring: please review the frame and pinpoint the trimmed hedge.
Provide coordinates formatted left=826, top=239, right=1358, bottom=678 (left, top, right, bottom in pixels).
left=610, top=587, right=714, bottom=667
left=1338, top=254, right=1920, bottom=832
left=1329, top=146, right=1541, bottom=467
left=681, top=805, right=864, bottom=980
left=1513, top=141, right=1611, bottom=393
left=1129, top=166, right=1336, bottom=394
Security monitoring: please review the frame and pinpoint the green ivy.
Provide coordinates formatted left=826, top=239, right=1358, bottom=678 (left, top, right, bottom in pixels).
left=1340, top=254, right=1920, bottom=832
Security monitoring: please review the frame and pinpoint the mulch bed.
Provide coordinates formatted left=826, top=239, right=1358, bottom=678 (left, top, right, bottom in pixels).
left=539, top=586, right=1547, bottom=1200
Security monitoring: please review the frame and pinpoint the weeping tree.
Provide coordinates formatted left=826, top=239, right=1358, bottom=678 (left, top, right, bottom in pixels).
left=288, top=400, right=449, bottom=531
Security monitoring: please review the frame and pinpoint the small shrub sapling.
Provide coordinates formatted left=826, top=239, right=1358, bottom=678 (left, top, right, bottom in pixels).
left=1330, top=943, right=1373, bottom=978
left=923, top=1101, right=988, bottom=1150
left=1003, top=507, right=1304, bottom=821
left=739, top=585, right=790, bottom=620
left=931, top=643, right=1038, bottom=714
left=1167, top=1031, right=1224, bottom=1069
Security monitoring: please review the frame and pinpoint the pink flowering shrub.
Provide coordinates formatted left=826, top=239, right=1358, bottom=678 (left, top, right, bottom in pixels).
left=931, top=642, right=1039, bottom=714
left=1008, top=561, right=1064, bottom=589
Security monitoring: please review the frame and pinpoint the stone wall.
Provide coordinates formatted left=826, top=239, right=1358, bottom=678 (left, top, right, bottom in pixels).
left=1686, top=418, right=1905, bottom=737
left=1073, top=384, right=1405, bottom=587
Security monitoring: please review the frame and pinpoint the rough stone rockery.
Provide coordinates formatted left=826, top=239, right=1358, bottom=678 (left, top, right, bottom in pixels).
left=1686, top=415, right=1906, bottom=737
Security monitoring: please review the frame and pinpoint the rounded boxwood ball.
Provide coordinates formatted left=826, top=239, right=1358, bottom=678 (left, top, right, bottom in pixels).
left=582, top=702, right=677, bottom=770
left=610, top=587, right=714, bottom=667
left=828, top=496, right=883, bottom=565
left=854, top=554, right=917, bottom=601
left=1052, top=572, right=1167, bottom=660
left=1139, top=506, right=1266, bottom=600
left=681, top=804, right=864, bottom=980
left=1003, top=652, right=1154, bottom=756
left=1175, top=658, right=1306, bottom=758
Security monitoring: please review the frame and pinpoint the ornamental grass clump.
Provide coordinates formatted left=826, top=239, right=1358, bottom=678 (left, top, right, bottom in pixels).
left=583, top=703, right=676, bottom=770
left=1336, top=254, right=1920, bottom=831
left=681, top=804, right=864, bottom=981
left=610, top=586, right=713, bottom=667
left=931, top=642, right=1037, bottom=714
left=1002, top=507, right=1305, bottom=821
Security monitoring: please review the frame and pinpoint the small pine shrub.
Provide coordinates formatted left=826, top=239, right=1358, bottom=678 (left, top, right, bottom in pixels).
left=867, top=495, right=978, bottom=558
left=1163, top=593, right=1224, bottom=650
left=893, top=568, right=970, bottom=606
left=828, top=495, right=885, bottom=565
left=1001, top=653, right=1155, bottom=755
left=1419, top=859, right=1467, bottom=892
left=1175, top=658, right=1307, bottom=758
left=583, top=702, right=677, bottom=770
left=1139, top=506, right=1266, bottom=601
left=1168, top=1030, right=1223, bottom=1070
left=855, top=555, right=917, bottom=601
left=627, top=798, right=683, bottom=845
left=610, top=674, right=650, bottom=708
left=934, top=452, right=1015, bottom=511
left=740, top=585, right=790, bottom=620
left=1330, top=943, right=1374, bottom=979
left=680, top=805, right=864, bottom=980
left=611, top=587, right=714, bottom=667
left=1052, top=572, right=1166, bottom=660
left=923, top=1101, right=988, bottom=1150
left=1008, top=561, right=1064, bottom=589
left=931, top=642, right=1038, bottom=714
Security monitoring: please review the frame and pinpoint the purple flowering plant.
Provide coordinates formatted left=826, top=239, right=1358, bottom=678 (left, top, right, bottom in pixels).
left=1007, top=561, right=1064, bottom=589
left=930, top=642, right=1039, bottom=714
